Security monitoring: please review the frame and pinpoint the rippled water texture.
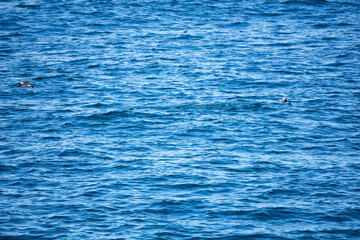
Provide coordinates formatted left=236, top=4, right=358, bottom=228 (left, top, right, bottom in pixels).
left=1, top=0, right=360, bottom=239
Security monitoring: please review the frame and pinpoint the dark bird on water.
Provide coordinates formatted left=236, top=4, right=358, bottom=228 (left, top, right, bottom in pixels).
left=18, top=82, right=34, bottom=88
left=282, top=97, right=291, bottom=103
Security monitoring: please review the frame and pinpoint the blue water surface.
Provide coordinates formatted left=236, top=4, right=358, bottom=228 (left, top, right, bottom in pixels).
left=1, top=0, right=360, bottom=239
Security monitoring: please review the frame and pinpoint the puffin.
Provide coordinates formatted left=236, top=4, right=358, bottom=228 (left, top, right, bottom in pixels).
left=282, top=97, right=290, bottom=103
left=18, top=82, right=34, bottom=88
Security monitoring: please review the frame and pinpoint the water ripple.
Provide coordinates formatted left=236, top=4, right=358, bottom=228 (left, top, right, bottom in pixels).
left=1, top=0, right=360, bottom=239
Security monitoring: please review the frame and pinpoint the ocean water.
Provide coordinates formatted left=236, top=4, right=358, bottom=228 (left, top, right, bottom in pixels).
left=1, top=0, right=360, bottom=239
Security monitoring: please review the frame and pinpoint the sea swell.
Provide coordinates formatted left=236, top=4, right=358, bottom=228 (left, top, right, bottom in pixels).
left=1, top=0, right=360, bottom=239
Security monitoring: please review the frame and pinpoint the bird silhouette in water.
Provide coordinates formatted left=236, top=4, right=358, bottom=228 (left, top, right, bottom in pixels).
left=282, top=97, right=291, bottom=103
left=18, top=82, right=34, bottom=88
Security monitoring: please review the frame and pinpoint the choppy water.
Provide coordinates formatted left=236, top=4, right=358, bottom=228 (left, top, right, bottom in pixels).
left=1, top=0, right=360, bottom=239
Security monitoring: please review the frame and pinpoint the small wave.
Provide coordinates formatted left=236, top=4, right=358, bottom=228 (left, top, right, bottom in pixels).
left=282, top=0, right=328, bottom=5
left=313, top=23, right=331, bottom=28
left=0, top=164, right=17, bottom=172
left=171, top=34, right=204, bottom=41
left=83, top=102, right=112, bottom=108
left=16, top=4, right=41, bottom=9
left=222, top=21, right=251, bottom=28
left=58, top=148, right=95, bottom=158
left=79, top=110, right=132, bottom=121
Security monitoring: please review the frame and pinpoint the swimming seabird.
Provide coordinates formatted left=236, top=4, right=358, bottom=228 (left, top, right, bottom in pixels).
left=282, top=97, right=290, bottom=103
left=18, top=82, right=34, bottom=88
